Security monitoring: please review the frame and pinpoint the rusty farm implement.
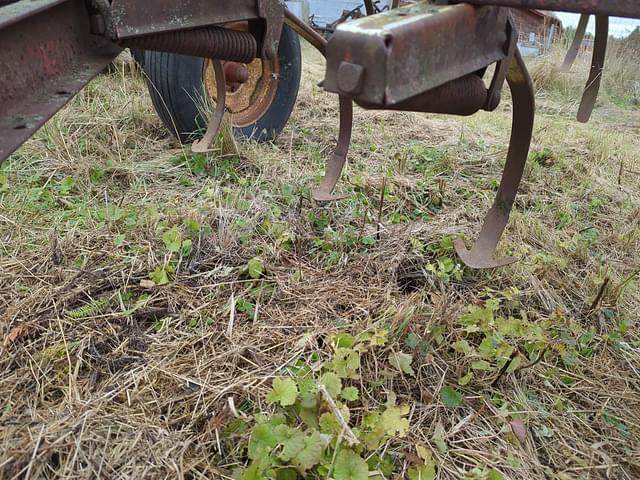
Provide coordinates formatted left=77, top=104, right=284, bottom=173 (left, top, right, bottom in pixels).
left=1, top=0, right=638, bottom=268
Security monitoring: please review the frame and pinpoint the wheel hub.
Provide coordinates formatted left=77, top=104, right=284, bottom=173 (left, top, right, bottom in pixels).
left=204, top=54, right=279, bottom=128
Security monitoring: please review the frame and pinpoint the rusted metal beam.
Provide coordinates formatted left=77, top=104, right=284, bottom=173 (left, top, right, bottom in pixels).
left=108, top=0, right=284, bottom=59
left=0, top=0, right=122, bottom=163
left=324, top=3, right=511, bottom=106
left=447, top=0, right=640, bottom=19
left=108, top=0, right=261, bottom=39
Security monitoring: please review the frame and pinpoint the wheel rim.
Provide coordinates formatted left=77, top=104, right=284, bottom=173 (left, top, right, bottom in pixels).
left=203, top=47, right=280, bottom=128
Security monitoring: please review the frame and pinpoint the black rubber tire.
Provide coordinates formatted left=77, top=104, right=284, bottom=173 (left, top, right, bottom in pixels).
left=142, top=25, right=301, bottom=143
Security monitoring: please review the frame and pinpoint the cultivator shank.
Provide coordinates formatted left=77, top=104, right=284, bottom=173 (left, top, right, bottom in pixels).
left=1, top=0, right=639, bottom=268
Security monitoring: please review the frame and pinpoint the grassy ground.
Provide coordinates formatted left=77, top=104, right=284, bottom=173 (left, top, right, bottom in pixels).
left=1, top=43, right=640, bottom=480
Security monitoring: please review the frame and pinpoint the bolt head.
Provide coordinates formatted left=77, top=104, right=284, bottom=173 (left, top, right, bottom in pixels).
left=337, top=62, right=365, bottom=95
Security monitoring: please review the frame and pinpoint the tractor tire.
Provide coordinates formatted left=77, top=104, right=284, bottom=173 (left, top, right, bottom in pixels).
left=141, top=25, right=301, bottom=143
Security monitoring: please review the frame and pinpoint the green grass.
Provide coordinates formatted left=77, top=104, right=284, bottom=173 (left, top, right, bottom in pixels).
left=1, top=47, right=640, bottom=479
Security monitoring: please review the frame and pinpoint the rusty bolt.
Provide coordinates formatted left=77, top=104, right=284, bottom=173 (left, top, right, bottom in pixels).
left=337, top=61, right=366, bottom=95
left=224, top=62, right=249, bottom=85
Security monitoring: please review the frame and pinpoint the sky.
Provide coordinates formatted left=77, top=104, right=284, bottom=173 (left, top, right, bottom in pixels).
left=555, top=12, right=640, bottom=38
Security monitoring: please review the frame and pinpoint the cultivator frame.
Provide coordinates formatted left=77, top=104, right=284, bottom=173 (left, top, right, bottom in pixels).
left=1, top=0, right=639, bottom=268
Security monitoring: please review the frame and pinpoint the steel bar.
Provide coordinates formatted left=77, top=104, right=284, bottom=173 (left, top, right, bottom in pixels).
left=454, top=48, right=535, bottom=268
left=577, top=15, right=608, bottom=123
left=108, top=0, right=283, bottom=60
left=0, top=0, right=122, bottom=164
left=108, top=0, right=261, bottom=39
left=192, top=60, right=227, bottom=153
left=284, top=9, right=353, bottom=202
left=560, top=13, right=589, bottom=73
left=448, top=0, right=640, bottom=19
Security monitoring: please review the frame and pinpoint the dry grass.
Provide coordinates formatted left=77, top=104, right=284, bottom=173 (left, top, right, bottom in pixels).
left=529, top=38, right=640, bottom=109
left=1, top=44, right=640, bottom=479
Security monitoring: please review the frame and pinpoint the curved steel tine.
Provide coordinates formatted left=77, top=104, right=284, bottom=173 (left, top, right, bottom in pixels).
left=192, top=59, right=226, bottom=153
left=577, top=15, right=609, bottom=123
left=454, top=48, right=535, bottom=269
left=560, top=13, right=590, bottom=73
left=312, top=95, right=352, bottom=201
left=285, top=9, right=353, bottom=202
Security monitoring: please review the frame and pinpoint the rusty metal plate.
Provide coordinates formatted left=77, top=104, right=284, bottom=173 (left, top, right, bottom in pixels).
left=448, top=0, right=640, bottom=18
left=109, top=0, right=261, bottom=39
left=0, top=0, right=67, bottom=28
left=0, top=0, right=122, bottom=164
left=323, top=2, right=509, bottom=106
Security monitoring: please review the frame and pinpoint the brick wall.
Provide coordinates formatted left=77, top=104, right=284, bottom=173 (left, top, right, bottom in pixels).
left=510, top=9, right=560, bottom=55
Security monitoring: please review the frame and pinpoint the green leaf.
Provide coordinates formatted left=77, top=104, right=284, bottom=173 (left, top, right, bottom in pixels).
left=487, top=469, right=505, bottom=480
left=266, top=377, right=298, bottom=407
left=333, top=449, right=368, bottom=480
left=299, top=391, right=318, bottom=409
left=275, top=468, right=298, bottom=480
left=453, top=339, right=473, bottom=356
left=380, top=404, right=410, bottom=437
left=361, top=412, right=386, bottom=450
left=248, top=423, right=278, bottom=460
left=320, top=372, right=342, bottom=398
left=236, top=298, right=256, bottom=319
left=406, top=333, right=421, bottom=349
left=408, top=465, right=436, bottom=480
left=506, top=355, right=522, bottom=374
left=366, top=453, right=395, bottom=477
left=319, top=412, right=341, bottom=435
left=341, top=386, right=359, bottom=402
left=180, top=239, right=193, bottom=257
left=331, top=333, right=356, bottom=348
left=331, top=348, right=361, bottom=379
left=162, top=227, right=182, bottom=253
left=149, top=265, right=173, bottom=286
left=248, top=257, right=265, bottom=279
left=458, top=372, right=473, bottom=386
left=389, top=351, right=415, bottom=376
left=274, top=425, right=305, bottom=461
left=292, top=431, right=323, bottom=471
left=431, top=422, right=448, bottom=453
left=55, top=176, right=76, bottom=194
left=430, top=326, right=444, bottom=345
left=440, top=385, right=463, bottom=409
left=471, top=360, right=492, bottom=371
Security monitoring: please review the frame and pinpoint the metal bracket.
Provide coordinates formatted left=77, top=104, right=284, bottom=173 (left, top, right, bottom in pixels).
left=257, top=0, right=285, bottom=59
left=454, top=48, right=535, bottom=268
left=484, top=13, right=517, bottom=111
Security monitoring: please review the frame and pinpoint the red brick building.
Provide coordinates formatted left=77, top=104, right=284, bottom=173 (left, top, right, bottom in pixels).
left=510, top=9, right=562, bottom=56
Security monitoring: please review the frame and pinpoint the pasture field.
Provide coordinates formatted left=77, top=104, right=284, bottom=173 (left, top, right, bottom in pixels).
left=1, top=44, right=639, bottom=479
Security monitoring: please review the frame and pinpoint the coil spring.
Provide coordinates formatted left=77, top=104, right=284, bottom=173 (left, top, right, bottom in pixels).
left=122, top=26, right=257, bottom=63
